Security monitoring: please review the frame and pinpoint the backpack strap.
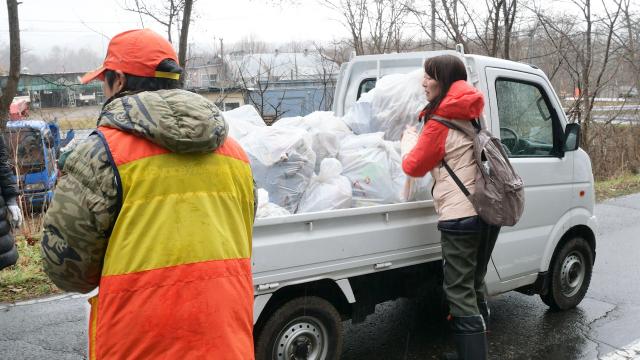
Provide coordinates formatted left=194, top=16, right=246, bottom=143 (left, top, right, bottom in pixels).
left=430, top=115, right=479, bottom=138
left=441, top=160, right=471, bottom=197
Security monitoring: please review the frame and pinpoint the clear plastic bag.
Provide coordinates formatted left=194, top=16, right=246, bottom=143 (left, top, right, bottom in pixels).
left=274, top=111, right=351, bottom=173
left=339, top=133, right=404, bottom=206
left=297, top=158, right=352, bottom=213
left=223, top=105, right=266, bottom=141
left=342, top=69, right=426, bottom=141
left=239, top=127, right=316, bottom=213
left=256, top=188, right=291, bottom=218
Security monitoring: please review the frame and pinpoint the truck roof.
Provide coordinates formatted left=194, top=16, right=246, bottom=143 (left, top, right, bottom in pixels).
left=6, top=120, right=49, bottom=131
left=346, top=50, right=546, bottom=78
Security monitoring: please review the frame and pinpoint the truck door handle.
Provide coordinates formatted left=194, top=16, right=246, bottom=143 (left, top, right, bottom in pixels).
left=374, top=262, right=393, bottom=270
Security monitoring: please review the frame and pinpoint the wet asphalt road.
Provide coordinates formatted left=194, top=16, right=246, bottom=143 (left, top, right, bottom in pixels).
left=1, top=194, right=640, bottom=360
left=342, top=194, right=640, bottom=360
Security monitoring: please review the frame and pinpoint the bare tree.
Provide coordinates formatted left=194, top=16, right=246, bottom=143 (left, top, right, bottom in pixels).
left=0, top=0, right=20, bottom=130
left=617, top=0, right=640, bottom=98
left=321, top=0, right=367, bottom=55
left=123, top=0, right=195, bottom=72
left=177, top=0, right=194, bottom=86
left=124, top=0, right=185, bottom=43
left=534, top=0, right=624, bottom=157
left=311, top=47, right=339, bottom=110
left=235, top=55, right=288, bottom=123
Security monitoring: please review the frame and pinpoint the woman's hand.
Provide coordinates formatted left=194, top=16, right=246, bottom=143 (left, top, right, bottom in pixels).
left=401, top=125, right=419, bottom=158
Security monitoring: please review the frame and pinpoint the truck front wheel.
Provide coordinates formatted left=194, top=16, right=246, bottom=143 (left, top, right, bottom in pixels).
left=541, top=237, right=593, bottom=310
left=255, top=296, right=343, bottom=360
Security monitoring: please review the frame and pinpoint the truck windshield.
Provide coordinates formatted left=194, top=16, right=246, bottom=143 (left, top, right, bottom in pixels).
left=3, top=129, right=46, bottom=174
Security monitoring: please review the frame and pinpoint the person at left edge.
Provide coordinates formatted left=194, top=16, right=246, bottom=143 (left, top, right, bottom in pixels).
left=0, top=133, right=23, bottom=271
left=40, top=29, right=257, bottom=360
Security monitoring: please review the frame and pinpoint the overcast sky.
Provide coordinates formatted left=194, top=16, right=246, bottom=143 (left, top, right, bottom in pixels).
left=0, top=0, right=347, bottom=56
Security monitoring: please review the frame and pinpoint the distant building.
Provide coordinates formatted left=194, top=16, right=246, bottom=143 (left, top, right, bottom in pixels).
left=0, top=72, right=102, bottom=108
left=184, top=50, right=339, bottom=120
left=231, top=50, right=338, bottom=120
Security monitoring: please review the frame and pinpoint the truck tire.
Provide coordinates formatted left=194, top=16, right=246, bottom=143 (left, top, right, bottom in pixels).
left=541, top=237, right=593, bottom=310
left=255, top=296, right=343, bottom=360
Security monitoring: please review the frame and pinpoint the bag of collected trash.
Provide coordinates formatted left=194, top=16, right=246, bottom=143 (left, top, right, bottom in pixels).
left=341, top=91, right=374, bottom=135
left=274, top=111, right=352, bottom=172
left=370, top=68, right=427, bottom=140
left=402, top=175, right=433, bottom=202
left=386, top=140, right=433, bottom=202
left=256, top=188, right=290, bottom=218
left=239, top=126, right=316, bottom=214
left=297, top=158, right=352, bottom=213
left=342, top=69, right=426, bottom=141
left=223, top=105, right=266, bottom=140
left=338, top=133, right=405, bottom=206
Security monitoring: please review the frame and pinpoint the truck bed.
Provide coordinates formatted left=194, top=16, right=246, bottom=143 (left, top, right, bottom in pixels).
left=252, top=201, right=442, bottom=290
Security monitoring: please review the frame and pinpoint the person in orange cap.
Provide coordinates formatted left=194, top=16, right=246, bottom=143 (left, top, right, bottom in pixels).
left=41, top=29, right=257, bottom=360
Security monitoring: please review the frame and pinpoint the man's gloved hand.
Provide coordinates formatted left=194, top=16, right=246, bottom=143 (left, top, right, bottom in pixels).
left=401, top=125, right=419, bottom=158
left=8, top=204, right=23, bottom=228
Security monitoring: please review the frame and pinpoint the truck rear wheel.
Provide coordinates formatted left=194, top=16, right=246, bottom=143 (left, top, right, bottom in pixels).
left=541, top=237, right=593, bottom=310
left=255, top=296, right=343, bottom=360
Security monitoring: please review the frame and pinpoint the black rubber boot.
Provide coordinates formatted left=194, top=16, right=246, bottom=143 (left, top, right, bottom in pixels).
left=477, top=300, right=490, bottom=331
left=445, top=315, right=488, bottom=360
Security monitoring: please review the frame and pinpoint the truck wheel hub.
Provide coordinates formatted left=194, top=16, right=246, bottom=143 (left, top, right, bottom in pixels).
left=275, top=316, right=327, bottom=360
left=560, top=252, right=584, bottom=297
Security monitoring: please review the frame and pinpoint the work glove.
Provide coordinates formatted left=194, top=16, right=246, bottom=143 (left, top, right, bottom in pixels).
left=8, top=204, right=23, bottom=229
left=400, top=125, right=419, bottom=158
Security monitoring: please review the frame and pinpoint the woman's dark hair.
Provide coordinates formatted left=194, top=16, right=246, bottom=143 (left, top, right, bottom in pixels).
left=104, top=58, right=182, bottom=95
left=421, top=55, right=468, bottom=120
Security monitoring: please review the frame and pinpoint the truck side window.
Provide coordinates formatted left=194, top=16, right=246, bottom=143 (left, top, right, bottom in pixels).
left=357, top=78, right=377, bottom=100
left=496, top=79, right=558, bottom=157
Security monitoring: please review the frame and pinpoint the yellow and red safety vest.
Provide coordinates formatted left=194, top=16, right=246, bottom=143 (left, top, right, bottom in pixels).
left=89, top=126, right=255, bottom=359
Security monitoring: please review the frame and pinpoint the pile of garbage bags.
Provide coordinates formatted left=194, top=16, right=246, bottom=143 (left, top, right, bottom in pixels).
left=224, top=68, right=432, bottom=218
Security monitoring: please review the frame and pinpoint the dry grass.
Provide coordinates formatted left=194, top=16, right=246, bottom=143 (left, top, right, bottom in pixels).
left=588, top=123, right=640, bottom=181
left=29, top=106, right=100, bottom=130
left=594, top=173, right=640, bottom=202
left=0, top=212, right=61, bottom=304
left=0, top=235, right=61, bottom=304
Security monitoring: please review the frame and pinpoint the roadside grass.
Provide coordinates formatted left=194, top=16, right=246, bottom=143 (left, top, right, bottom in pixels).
left=595, top=172, right=640, bottom=202
left=0, top=233, right=61, bottom=304
left=1, top=173, right=639, bottom=304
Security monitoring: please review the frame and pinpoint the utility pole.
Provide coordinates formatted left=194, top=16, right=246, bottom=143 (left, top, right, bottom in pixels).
left=431, top=0, right=436, bottom=50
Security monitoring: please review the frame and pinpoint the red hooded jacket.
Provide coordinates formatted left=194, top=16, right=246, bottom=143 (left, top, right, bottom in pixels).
left=402, top=80, right=485, bottom=220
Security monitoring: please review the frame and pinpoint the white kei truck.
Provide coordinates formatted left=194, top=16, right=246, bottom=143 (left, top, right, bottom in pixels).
left=250, top=48, right=597, bottom=360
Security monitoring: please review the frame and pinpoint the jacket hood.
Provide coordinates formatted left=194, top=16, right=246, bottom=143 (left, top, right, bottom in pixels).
left=433, top=80, right=484, bottom=120
left=98, top=89, right=228, bottom=153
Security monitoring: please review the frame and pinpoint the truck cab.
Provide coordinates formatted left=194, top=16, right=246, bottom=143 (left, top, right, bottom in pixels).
left=3, top=120, right=73, bottom=210
left=251, top=49, right=596, bottom=360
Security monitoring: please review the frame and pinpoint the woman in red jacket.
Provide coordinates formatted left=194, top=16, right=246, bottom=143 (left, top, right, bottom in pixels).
left=401, top=55, right=501, bottom=360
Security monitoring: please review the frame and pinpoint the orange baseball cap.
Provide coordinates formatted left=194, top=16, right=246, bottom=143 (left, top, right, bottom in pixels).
left=81, top=29, right=179, bottom=84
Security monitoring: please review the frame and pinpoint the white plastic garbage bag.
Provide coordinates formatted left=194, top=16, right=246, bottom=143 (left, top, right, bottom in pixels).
left=342, top=91, right=374, bottom=135
left=342, top=69, right=426, bottom=141
left=297, top=158, right=352, bottom=213
left=402, top=175, right=433, bottom=202
left=274, top=111, right=352, bottom=172
left=256, top=188, right=291, bottom=218
left=386, top=140, right=433, bottom=202
left=239, top=127, right=316, bottom=214
left=339, top=133, right=405, bottom=206
left=371, top=68, right=427, bottom=140
left=223, top=105, right=266, bottom=140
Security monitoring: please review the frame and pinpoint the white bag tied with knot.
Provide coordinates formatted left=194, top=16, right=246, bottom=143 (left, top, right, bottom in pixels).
left=297, top=158, right=353, bottom=213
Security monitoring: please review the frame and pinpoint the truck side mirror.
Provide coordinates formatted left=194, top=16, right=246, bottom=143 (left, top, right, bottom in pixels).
left=564, top=123, right=580, bottom=152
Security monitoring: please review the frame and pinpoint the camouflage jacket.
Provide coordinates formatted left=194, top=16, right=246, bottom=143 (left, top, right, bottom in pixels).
left=41, top=89, right=256, bottom=293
